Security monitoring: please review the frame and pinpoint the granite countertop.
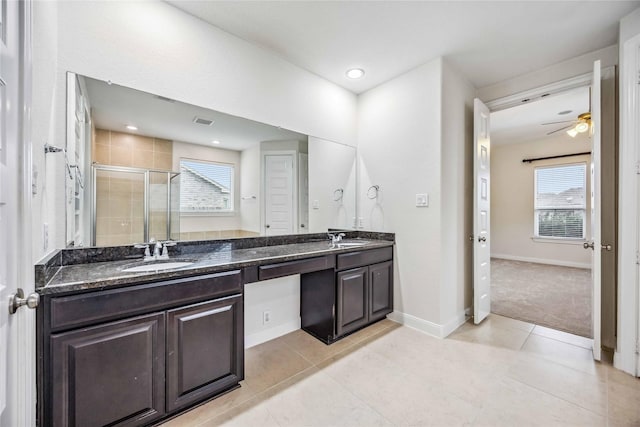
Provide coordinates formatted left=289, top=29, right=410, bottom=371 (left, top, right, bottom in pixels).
left=37, top=237, right=394, bottom=295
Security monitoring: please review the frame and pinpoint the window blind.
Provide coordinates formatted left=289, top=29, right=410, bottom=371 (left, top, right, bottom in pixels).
left=534, top=163, right=586, bottom=239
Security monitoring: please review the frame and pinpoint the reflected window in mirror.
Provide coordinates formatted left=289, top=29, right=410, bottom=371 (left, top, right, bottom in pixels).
left=180, top=159, right=234, bottom=213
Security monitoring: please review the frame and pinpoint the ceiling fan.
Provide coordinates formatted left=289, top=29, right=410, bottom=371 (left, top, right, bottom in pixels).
left=542, top=112, right=592, bottom=137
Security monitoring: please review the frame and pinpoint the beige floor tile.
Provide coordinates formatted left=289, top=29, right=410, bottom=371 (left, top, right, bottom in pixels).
left=521, top=334, right=605, bottom=377
left=319, top=344, right=479, bottom=425
left=346, top=318, right=399, bottom=343
left=474, top=377, right=606, bottom=426
left=507, top=354, right=608, bottom=415
left=448, top=318, right=531, bottom=350
left=243, top=338, right=313, bottom=393
left=531, top=324, right=594, bottom=349
left=485, top=313, right=536, bottom=333
left=160, top=383, right=258, bottom=427
left=279, top=329, right=358, bottom=365
left=199, top=397, right=281, bottom=427
left=258, top=367, right=393, bottom=427
left=608, top=369, right=640, bottom=426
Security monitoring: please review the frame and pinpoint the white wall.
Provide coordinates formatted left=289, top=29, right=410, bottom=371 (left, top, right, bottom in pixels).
left=491, top=135, right=592, bottom=268
left=358, top=57, right=475, bottom=336
left=172, top=141, right=242, bottom=232
left=240, top=145, right=261, bottom=233
left=307, top=136, right=357, bottom=232
left=32, top=0, right=357, bottom=258
left=244, top=277, right=301, bottom=348
left=439, top=60, right=475, bottom=333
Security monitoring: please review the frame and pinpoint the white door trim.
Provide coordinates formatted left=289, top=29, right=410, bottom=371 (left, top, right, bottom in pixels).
left=616, top=32, right=640, bottom=377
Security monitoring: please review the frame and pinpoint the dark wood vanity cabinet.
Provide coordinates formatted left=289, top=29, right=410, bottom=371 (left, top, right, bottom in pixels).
left=39, top=271, right=244, bottom=427
left=50, top=313, right=166, bottom=427
left=166, top=295, right=243, bottom=412
left=302, top=247, right=394, bottom=343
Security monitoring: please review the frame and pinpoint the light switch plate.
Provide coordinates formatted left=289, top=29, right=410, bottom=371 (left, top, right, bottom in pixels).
left=416, top=193, right=429, bottom=207
left=312, top=200, right=320, bottom=210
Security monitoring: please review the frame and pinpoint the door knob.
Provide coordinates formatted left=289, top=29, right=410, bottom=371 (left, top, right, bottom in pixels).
left=583, top=241, right=595, bottom=250
left=478, top=236, right=487, bottom=243
left=601, top=244, right=612, bottom=251
left=265, top=224, right=270, bottom=228
left=9, top=288, right=40, bottom=314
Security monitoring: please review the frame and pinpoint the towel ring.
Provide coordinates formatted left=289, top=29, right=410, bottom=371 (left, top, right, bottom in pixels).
left=367, top=185, right=380, bottom=199
left=333, top=188, right=344, bottom=201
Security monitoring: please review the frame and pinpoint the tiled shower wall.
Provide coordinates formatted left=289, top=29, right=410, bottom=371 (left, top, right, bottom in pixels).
left=93, top=129, right=173, bottom=246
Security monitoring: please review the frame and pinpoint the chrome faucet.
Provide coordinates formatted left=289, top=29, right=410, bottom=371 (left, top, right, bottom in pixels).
left=134, top=240, right=177, bottom=261
left=328, top=233, right=346, bottom=245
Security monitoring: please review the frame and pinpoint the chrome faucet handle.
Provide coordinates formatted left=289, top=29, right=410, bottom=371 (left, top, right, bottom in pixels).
left=336, top=233, right=346, bottom=242
left=160, top=241, right=176, bottom=258
left=134, top=244, right=151, bottom=258
left=153, top=241, right=164, bottom=258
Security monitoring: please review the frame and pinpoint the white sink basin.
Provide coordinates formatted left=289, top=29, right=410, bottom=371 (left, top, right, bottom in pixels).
left=336, top=242, right=368, bottom=248
left=122, top=261, right=194, bottom=273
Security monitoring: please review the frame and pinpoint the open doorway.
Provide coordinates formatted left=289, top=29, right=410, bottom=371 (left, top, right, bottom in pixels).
left=489, top=86, right=593, bottom=338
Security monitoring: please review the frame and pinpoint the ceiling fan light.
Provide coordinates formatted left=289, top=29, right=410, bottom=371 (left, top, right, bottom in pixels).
left=575, top=122, right=589, bottom=133
left=566, top=127, right=579, bottom=138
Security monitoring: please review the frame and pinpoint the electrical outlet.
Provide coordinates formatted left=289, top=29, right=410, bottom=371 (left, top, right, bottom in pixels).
left=416, top=193, right=429, bottom=207
left=312, top=200, right=320, bottom=210
left=358, top=217, right=364, bottom=228
left=263, top=310, right=271, bottom=325
left=352, top=217, right=357, bottom=228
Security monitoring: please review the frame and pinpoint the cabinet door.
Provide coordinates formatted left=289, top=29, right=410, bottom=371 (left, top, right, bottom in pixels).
left=166, top=295, right=244, bottom=412
left=369, top=261, right=394, bottom=322
left=336, top=267, right=369, bottom=336
left=50, top=313, right=165, bottom=427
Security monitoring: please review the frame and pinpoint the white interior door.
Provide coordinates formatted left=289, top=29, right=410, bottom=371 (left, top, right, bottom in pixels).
left=588, top=60, right=602, bottom=361
left=473, top=98, right=491, bottom=324
left=1, top=0, right=28, bottom=424
left=264, top=154, right=295, bottom=236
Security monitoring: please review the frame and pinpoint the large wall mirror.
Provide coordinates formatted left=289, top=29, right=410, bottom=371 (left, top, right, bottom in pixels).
left=65, top=72, right=357, bottom=247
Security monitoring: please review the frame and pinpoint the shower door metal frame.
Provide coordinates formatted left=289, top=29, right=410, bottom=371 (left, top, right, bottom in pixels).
left=91, top=165, right=179, bottom=246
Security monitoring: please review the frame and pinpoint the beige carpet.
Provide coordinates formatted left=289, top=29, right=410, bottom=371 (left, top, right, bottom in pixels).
left=490, top=258, right=592, bottom=338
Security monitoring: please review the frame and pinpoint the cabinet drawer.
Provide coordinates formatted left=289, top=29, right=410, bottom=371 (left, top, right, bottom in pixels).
left=50, top=270, right=242, bottom=332
left=258, top=255, right=335, bottom=281
left=336, top=247, right=392, bottom=271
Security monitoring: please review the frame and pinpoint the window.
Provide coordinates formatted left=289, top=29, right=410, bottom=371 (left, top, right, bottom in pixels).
left=534, top=163, right=586, bottom=239
left=179, top=159, right=234, bottom=213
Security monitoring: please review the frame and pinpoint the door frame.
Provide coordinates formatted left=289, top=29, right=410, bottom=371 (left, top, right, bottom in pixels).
left=618, top=32, right=640, bottom=377
left=16, top=0, right=36, bottom=424
left=481, top=72, right=603, bottom=348
left=261, top=150, right=298, bottom=235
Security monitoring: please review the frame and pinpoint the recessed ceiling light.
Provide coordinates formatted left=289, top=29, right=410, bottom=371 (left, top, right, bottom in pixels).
left=558, top=110, right=572, bottom=115
left=211, top=140, right=220, bottom=145
left=346, top=68, right=365, bottom=79
left=126, top=125, right=138, bottom=131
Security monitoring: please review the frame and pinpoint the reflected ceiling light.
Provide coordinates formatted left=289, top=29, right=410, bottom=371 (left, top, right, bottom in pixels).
left=566, top=128, right=579, bottom=138
left=346, top=68, right=365, bottom=79
left=126, top=125, right=138, bottom=131
left=565, top=112, right=591, bottom=138
left=211, top=140, right=220, bottom=145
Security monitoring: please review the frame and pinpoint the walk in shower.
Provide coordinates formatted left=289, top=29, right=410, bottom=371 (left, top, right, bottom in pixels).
left=92, top=165, right=180, bottom=246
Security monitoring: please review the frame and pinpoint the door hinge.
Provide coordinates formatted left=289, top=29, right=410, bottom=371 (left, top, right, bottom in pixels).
left=635, top=340, right=640, bottom=355
left=636, top=251, right=640, bottom=265
left=636, top=162, right=640, bottom=174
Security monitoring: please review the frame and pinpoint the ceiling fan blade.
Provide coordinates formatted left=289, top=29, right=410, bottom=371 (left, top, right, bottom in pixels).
left=546, top=125, right=573, bottom=135
left=541, top=119, right=575, bottom=125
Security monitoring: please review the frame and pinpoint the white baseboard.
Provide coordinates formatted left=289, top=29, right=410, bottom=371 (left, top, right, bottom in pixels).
left=244, top=319, right=300, bottom=349
left=388, top=308, right=470, bottom=339
left=491, top=253, right=591, bottom=269
left=441, top=308, right=471, bottom=338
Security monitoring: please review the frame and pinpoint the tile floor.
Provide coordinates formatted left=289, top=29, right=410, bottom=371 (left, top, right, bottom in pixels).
left=162, top=315, right=640, bottom=427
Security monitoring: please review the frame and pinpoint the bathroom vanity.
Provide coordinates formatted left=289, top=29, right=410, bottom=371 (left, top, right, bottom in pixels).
left=35, top=232, right=394, bottom=426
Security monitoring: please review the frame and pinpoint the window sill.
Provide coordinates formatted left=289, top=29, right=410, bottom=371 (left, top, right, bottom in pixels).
left=531, top=237, right=586, bottom=245
left=180, top=211, right=237, bottom=217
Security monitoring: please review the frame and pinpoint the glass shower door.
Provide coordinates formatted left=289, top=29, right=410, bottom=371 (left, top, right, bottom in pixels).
left=94, top=168, right=145, bottom=246
left=169, top=172, right=181, bottom=240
